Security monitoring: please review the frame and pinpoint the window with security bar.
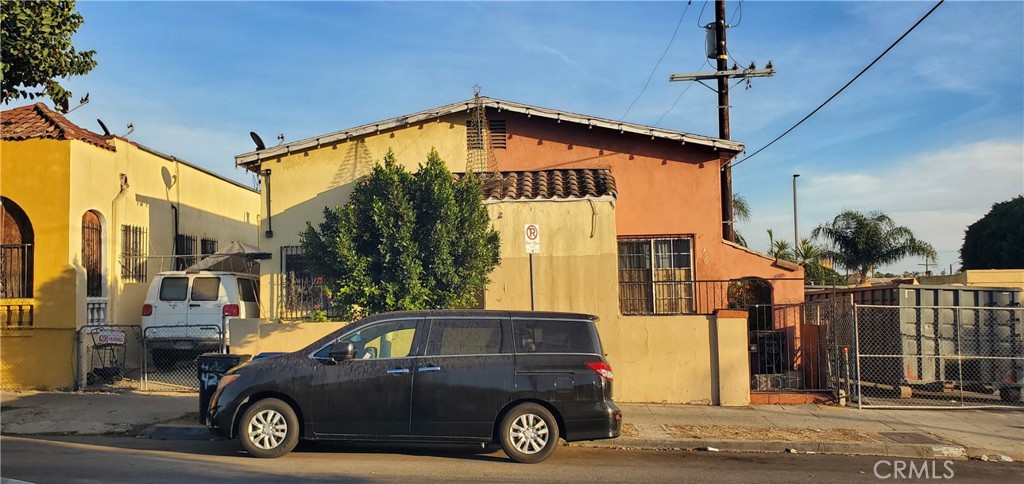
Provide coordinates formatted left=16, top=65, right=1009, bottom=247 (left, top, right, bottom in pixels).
left=201, top=238, right=218, bottom=257
left=618, top=237, right=694, bottom=315
left=120, top=225, right=148, bottom=283
left=174, top=234, right=197, bottom=270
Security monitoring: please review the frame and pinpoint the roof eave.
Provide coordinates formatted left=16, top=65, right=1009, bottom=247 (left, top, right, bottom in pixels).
left=234, top=97, right=743, bottom=167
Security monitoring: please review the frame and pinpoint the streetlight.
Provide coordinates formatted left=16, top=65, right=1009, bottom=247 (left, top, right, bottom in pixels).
left=792, top=174, right=800, bottom=257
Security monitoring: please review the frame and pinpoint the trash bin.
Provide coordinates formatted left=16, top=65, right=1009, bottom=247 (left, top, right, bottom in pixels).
left=197, top=353, right=251, bottom=424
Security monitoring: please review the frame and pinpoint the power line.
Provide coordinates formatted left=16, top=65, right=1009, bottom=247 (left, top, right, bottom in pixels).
left=696, top=0, right=710, bottom=27
left=620, top=1, right=693, bottom=120
left=729, top=0, right=743, bottom=27
left=731, top=0, right=944, bottom=169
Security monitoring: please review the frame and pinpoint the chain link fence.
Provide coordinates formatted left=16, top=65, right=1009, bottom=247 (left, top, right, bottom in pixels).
left=75, top=325, right=143, bottom=390
left=142, top=325, right=226, bottom=391
left=853, top=304, right=1023, bottom=408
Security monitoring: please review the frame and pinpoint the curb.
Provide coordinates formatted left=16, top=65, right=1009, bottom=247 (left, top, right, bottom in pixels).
left=571, top=437, right=971, bottom=460
left=144, top=424, right=218, bottom=441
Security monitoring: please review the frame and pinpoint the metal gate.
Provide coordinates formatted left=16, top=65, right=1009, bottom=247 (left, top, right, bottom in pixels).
left=142, top=325, right=226, bottom=391
left=747, top=299, right=855, bottom=393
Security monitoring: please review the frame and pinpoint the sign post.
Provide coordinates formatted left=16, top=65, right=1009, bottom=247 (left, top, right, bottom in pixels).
left=524, top=224, right=540, bottom=311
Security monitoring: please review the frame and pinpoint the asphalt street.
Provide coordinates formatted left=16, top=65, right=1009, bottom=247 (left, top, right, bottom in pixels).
left=2, top=435, right=1022, bottom=483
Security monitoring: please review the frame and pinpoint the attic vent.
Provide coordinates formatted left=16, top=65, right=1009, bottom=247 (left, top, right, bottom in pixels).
left=466, top=119, right=506, bottom=150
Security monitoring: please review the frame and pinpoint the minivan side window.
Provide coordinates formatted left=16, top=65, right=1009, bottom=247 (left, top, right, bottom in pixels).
left=191, top=277, right=221, bottom=301
left=238, top=279, right=258, bottom=303
left=159, top=277, right=189, bottom=301
left=314, top=319, right=418, bottom=360
left=513, top=319, right=600, bottom=354
left=425, top=319, right=503, bottom=356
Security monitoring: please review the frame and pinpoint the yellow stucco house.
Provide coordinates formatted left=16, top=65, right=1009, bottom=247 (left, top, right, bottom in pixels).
left=1, top=103, right=260, bottom=389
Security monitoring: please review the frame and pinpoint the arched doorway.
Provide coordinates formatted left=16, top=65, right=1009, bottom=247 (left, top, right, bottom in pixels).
left=1, top=197, right=34, bottom=300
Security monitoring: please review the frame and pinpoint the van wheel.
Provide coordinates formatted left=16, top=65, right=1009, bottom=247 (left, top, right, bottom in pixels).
left=999, top=387, right=1021, bottom=403
left=239, top=398, right=299, bottom=458
left=500, top=403, right=559, bottom=463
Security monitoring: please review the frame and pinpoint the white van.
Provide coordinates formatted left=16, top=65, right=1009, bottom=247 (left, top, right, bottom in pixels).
left=141, top=271, right=260, bottom=370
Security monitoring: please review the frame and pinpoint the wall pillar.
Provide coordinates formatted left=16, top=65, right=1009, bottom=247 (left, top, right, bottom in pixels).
left=713, top=309, right=750, bottom=406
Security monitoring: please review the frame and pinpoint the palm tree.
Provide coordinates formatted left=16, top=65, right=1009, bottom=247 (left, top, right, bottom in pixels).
left=733, top=193, right=751, bottom=247
left=811, top=210, right=936, bottom=284
left=766, top=229, right=794, bottom=260
left=794, top=237, right=822, bottom=266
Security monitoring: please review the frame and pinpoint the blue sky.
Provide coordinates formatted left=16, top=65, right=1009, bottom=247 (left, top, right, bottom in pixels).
left=15, top=1, right=1023, bottom=274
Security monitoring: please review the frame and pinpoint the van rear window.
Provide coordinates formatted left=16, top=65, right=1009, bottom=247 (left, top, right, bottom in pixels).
left=159, top=277, right=189, bottom=301
left=238, top=279, right=258, bottom=303
left=191, top=277, right=221, bottom=301
left=512, top=319, right=600, bottom=354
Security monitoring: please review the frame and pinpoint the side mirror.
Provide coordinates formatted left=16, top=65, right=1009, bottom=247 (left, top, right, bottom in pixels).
left=329, top=342, right=357, bottom=363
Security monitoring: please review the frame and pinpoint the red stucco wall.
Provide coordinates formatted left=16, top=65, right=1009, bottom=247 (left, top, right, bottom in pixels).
left=491, top=111, right=804, bottom=304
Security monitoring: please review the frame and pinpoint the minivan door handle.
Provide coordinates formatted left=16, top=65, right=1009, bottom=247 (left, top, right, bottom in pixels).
left=417, top=366, right=442, bottom=373
left=385, top=368, right=410, bottom=375
left=188, top=303, right=200, bottom=307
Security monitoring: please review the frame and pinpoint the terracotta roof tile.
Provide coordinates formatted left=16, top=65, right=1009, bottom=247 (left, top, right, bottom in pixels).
left=1, top=103, right=114, bottom=151
left=471, top=169, right=616, bottom=201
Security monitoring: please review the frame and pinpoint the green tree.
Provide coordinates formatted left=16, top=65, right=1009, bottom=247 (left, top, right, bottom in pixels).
left=301, top=149, right=500, bottom=316
left=960, top=196, right=1024, bottom=270
left=812, top=210, right=936, bottom=284
left=1, top=0, right=97, bottom=110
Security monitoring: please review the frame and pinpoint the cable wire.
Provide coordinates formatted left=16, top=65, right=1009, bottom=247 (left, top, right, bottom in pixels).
left=697, top=0, right=710, bottom=27
left=731, top=0, right=944, bottom=169
left=654, top=61, right=706, bottom=127
left=620, top=1, right=693, bottom=120
left=729, top=0, right=743, bottom=27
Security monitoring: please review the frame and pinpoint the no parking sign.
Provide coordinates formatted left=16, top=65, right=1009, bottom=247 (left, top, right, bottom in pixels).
left=524, top=224, right=540, bottom=254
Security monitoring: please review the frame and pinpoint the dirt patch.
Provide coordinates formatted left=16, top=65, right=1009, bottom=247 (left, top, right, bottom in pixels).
left=620, top=423, right=639, bottom=438
left=666, top=424, right=879, bottom=443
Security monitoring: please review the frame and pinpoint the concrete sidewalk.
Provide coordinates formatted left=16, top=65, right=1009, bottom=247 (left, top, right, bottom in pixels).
left=2, top=390, right=1021, bottom=461
left=598, top=403, right=1024, bottom=461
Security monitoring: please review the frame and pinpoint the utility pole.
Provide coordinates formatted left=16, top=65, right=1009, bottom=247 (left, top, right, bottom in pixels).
left=669, top=0, right=775, bottom=243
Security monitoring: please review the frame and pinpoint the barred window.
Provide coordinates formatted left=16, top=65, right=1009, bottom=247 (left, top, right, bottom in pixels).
left=120, top=225, right=148, bottom=283
left=201, top=238, right=218, bottom=257
left=618, top=236, right=694, bottom=315
left=175, top=234, right=197, bottom=270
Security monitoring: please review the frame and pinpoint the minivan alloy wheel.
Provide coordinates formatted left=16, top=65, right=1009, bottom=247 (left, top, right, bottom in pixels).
left=238, top=398, right=299, bottom=458
left=248, top=409, right=288, bottom=450
left=509, top=413, right=549, bottom=454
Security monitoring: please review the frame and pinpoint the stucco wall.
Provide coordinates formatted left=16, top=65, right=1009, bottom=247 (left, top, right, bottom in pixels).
left=484, top=199, right=748, bottom=404
left=229, top=319, right=348, bottom=356
left=255, top=114, right=473, bottom=319
left=69, top=139, right=261, bottom=325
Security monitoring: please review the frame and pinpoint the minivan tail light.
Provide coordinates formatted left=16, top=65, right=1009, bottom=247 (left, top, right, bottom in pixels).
left=142, top=304, right=153, bottom=316
left=222, top=304, right=239, bottom=317
left=586, top=361, right=614, bottom=381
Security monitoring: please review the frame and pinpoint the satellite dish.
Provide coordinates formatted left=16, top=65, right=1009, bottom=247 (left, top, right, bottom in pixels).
left=96, top=119, right=111, bottom=136
left=250, top=131, right=266, bottom=151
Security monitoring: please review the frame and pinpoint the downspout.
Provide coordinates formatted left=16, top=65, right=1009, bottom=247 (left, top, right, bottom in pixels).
left=171, top=204, right=179, bottom=270
left=262, top=169, right=273, bottom=238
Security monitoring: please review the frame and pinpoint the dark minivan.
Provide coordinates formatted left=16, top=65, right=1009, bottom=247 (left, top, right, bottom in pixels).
left=206, top=310, right=621, bottom=463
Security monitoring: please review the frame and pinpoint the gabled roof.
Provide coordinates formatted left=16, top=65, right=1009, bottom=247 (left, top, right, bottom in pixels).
left=235, top=97, right=744, bottom=166
left=1, top=103, right=115, bottom=151
left=472, top=169, right=616, bottom=201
